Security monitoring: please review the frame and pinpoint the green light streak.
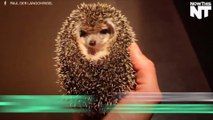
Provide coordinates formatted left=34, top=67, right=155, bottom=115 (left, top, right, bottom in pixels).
left=0, top=95, right=93, bottom=113
left=0, top=102, right=14, bottom=106
left=0, top=95, right=213, bottom=113
left=104, top=104, right=213, bottom=113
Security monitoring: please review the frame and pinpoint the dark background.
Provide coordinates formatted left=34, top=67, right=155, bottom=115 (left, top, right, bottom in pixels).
left=0, top=0, right=212, bottom=119
left=174, top=0, right=213, bottom=91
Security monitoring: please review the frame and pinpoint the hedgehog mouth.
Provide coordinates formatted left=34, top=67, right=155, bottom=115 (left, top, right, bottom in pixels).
left=88, top=47, right=97, bottom=55
left=79, top=44, right=109, bottom=60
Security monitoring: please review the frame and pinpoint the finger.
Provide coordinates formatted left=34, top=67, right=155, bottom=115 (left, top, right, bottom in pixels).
left=129, top=43, right=158, bottom=89
left=129, top=42, right=154, bottom=72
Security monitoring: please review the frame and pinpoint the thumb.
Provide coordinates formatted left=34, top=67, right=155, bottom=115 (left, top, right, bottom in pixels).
left=129, top=43, right=159, bottom=92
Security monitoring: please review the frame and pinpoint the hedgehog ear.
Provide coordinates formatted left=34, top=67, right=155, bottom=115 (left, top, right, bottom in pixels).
left=104, top=18, right=115, bottom=34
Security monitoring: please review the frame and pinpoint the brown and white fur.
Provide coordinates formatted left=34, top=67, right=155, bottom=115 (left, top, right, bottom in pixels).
left=76, top=19, right=116, bottom=61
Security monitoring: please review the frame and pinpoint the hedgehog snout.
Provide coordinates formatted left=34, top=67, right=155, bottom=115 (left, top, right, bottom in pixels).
left=89, top=40, right=96, bottom=46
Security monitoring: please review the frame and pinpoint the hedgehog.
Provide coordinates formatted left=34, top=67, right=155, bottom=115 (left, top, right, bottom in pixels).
left=55, top=3, right=137, bottom=119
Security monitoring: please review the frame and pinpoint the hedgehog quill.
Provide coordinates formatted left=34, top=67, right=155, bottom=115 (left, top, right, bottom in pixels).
left=55, top=3, right=137, bottom=119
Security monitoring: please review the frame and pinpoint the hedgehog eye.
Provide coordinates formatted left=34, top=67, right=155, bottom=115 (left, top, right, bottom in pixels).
left=80, top=30, right=87, bottom=37
left=100, top=29, right=110, bottom=34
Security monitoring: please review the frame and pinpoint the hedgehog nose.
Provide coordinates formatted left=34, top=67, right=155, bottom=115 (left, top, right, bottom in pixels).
left=89, top=40, right=96, bottom=46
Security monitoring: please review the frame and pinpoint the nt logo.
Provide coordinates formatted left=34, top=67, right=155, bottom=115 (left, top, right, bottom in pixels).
left=190, top=2, right=212, bottom=19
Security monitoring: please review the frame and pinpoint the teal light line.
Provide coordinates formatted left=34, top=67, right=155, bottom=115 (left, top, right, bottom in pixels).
left=0, top=95, right=213, bottom=113
left=0, top=95, right=93, bottom=113
left=0, top=102, right=14, bottom=106
left=104, top=104, right=213, bottom=114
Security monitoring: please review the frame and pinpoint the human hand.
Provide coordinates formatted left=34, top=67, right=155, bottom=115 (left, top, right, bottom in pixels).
left=103, top=42, right=161, bottom=120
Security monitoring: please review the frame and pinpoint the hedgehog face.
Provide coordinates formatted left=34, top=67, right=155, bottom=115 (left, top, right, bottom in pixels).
left=76, top=19, right=116, bottom=61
